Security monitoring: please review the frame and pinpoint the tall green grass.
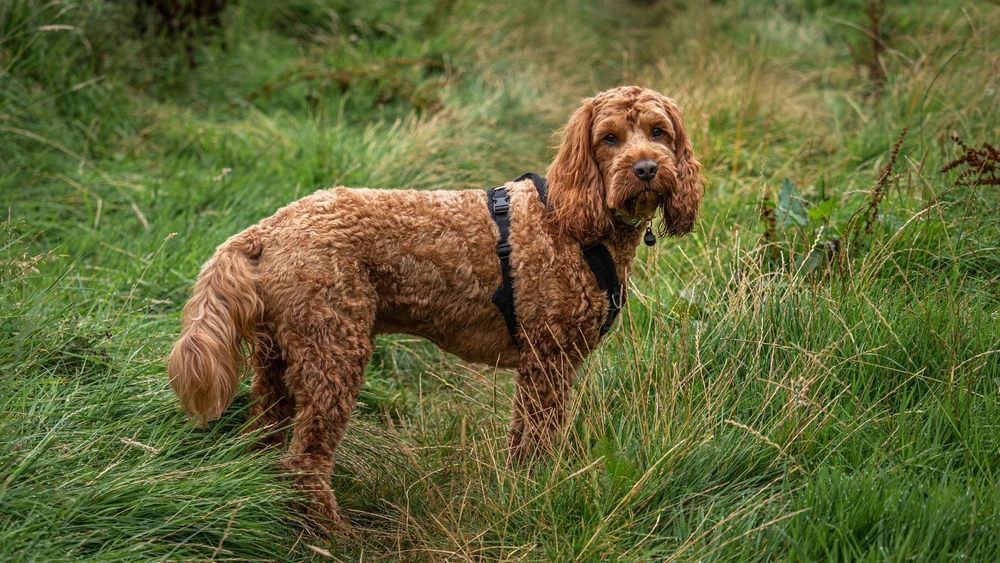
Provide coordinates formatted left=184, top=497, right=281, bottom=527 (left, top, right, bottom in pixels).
left=2, top=0, right=998, bottom=560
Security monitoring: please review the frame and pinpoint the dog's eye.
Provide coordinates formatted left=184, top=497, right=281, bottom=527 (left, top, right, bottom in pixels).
left=651, top=127, right=665, bottom=139
left=603, top=134, right=618, bottom=145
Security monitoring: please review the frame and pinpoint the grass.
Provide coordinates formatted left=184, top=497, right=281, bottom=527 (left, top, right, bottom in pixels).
left=2, top=0, right=999, bottom=560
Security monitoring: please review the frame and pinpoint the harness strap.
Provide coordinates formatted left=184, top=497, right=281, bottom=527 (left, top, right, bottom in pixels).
left=486, top=186, right=519, bottom=346
left=487, top=173, right=624, bottom=348
left=516, top=172, right=548, bottom=204
left=581, top=243, right=623, bottom=337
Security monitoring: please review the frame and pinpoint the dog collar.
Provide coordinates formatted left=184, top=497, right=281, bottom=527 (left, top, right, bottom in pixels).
left=614, top=210, right=645, bottom=228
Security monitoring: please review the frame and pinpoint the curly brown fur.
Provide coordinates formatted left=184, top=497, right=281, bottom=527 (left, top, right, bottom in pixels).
left=167, top=86, right=703, bottom=531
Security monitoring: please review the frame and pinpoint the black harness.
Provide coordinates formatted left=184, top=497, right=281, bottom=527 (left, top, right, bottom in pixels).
left=486, top=172, right=624, bottom=348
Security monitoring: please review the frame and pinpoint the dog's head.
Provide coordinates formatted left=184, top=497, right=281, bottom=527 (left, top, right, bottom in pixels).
left=546, top=86, right=703, bottom=243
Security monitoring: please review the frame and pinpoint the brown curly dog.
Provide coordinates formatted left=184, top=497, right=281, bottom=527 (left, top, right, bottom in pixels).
left=167, top=86, right=703, bottom=530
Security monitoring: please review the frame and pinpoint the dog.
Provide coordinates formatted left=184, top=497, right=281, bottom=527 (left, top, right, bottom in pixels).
left=167, top=86, right=703, bottom=530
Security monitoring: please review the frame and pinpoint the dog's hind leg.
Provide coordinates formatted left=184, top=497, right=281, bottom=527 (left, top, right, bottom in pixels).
left=245, top=339, right=294, bottom=449
left=280, top=281, right=376, bottom=532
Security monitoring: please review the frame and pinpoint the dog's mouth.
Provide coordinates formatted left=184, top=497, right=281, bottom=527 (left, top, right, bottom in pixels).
left=617, top=190, right=659, bottom=222
left=611, top=192, right=658, bottom=229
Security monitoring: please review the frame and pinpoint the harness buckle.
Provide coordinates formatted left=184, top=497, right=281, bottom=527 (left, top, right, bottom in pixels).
left=496, top=241, right=512, bottom=258
left=491, top=190, right=510, bottom=215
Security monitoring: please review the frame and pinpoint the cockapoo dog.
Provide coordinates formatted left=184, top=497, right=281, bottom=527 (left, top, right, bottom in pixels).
left=168, top=86, right=703, bottom=530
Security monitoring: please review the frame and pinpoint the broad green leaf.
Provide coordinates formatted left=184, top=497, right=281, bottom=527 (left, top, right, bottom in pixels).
left=808, top=198, right=837, bottom=221
left=778, top=178, right=808, bottom=227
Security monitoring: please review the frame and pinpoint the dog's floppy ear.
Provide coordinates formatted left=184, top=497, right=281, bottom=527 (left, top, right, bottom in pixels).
left=547, top=98, right=609, bottom=243
left=660, top=96, right=703, bottom=237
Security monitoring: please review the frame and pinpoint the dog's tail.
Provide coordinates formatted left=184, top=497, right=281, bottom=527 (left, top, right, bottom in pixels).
left=167, top=230, right=264, bottom=424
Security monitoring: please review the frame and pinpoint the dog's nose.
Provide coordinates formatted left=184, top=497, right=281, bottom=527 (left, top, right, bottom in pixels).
left=632, top=159, right=658, bottom=181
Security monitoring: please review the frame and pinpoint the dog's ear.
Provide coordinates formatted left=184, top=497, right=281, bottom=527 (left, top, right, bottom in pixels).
left=659, top=96, right=703, bottom=237
left=547, top=98, right=609, bottom=243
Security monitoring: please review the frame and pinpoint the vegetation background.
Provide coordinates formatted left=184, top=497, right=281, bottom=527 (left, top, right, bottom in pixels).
left=2, top=0, right=999, bottom=560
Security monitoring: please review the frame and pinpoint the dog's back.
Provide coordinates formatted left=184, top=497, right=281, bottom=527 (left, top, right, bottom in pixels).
left=168, top=185, right=527, bottom=425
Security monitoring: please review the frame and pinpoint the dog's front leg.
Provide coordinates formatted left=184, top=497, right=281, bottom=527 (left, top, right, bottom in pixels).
left=508, top=356, right=576, bottom=463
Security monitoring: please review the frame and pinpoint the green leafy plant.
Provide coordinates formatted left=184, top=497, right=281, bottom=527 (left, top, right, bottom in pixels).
left=759, top=128, right=909, bottom=276
left=759, top=177, right=841, bottom=275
